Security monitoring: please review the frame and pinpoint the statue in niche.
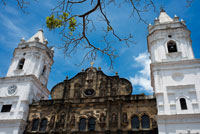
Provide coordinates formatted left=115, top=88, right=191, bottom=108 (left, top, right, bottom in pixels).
left=86, top=70, right=94, bottom=87
left=111, top=88, right=116, bottom=96
left=111, top=82, right=118, bottom=96
left=88, top=70, right=94, bottom=80
left=74, top=84, right=81, bottom=98
left=111, top=113, right=117, bottom=123
left=60, top=112, right=65, bottom=127
left=100, top=81, right=106, bottom=97
left=100, top=89, right=106, bottom=97
left=151, top=118, right=156, bottom=127
left=100, top=113, right=106, bottom=123
left=74, top=90, right=80, bottom=98
left=123, top=113, right=128, bottom=123
left=49, top=115, right=55, bottom=129
left=70, top=115, right=75, bottom=126
left=56, top=112, right=65, bottom=129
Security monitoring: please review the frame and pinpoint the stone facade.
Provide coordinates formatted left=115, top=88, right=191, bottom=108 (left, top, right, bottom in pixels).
left=24, top=67, right=158, bottom=134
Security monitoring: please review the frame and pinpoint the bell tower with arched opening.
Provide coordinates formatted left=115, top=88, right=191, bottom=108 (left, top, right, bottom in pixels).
left=148, top=10, right=200, bottom=134
left=0, top=30, right=54, bottom=134
left=148, top=10, right=194, bottom=63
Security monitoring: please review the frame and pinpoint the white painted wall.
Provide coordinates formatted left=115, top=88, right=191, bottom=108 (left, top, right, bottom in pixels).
left=0, top=30, right=53, bottom=134
left=152, top=61, right=200, bottom=115
left=157, top=115, right=200, bottom=134
left=0, top=76, right=49, bottom=134
left=148, top=11, right=200, bottom=134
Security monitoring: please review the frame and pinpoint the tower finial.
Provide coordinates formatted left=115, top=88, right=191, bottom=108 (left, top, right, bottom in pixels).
left=160, top=6, right=165, bottom=12
left=38, top=29, right=43, bottom=32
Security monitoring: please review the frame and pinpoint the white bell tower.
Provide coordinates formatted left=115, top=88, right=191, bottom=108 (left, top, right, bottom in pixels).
left=0, top=30, right=54, bottom=134
left=148, top=10, right=200, bottom=134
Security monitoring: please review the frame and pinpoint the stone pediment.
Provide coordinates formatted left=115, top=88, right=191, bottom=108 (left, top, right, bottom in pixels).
left=51, top=67, right=132, bottom=99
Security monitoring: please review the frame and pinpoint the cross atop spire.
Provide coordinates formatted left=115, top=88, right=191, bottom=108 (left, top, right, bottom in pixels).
left=90, top=62, right=94, bottom=67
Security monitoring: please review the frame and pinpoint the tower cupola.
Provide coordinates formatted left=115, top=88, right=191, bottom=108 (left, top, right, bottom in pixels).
left=147, top=10, right=194, bottom=63
left=6, top=30, right=54, bottom=86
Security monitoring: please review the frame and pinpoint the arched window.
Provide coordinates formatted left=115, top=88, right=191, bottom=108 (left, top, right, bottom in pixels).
left=131, top=116, right=139, bottom=129
left=18, top=58, right=25, bottom=70
left=88, top=117, right=96, bottom=131
left=41, top=65, right=46, bottom=76
left=32, top=119, right=39, bottom=131
left=180, top=98, right=187, bottom=110
left=79, top=118, right=86, bottom=131
left=167, top=41, right=177, bottom=53
left=39, top=118, right=47, bottom=131
left=141, top=115, right=150, bottom=128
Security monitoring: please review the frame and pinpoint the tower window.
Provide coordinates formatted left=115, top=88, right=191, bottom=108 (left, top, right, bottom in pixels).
left=1, top=105, right=12, bottom=112
left=167, top=41, right=177, bottom=53
left=131, top=115, right=139, bottom=129
left=41, top=65, right=46, bottom=76
left=79, top=118, right=86, bottom=131
left=18, top=58, right=25, bottom=70
left=141, top=115, right=150, bottom=128
left=180, top=98, right=187, bottom=110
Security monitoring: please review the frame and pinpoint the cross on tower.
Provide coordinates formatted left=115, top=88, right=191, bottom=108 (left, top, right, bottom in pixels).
left=90, top=62, right=94, bottom=67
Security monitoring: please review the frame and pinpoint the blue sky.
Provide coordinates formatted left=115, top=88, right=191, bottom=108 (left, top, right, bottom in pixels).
left=0, top=0, right=200, bottom=95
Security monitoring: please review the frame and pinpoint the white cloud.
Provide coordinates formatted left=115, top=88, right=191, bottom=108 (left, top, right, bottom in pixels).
left=4, top=5, right=19, bottom=16
left=129, top=52, right=153, bottom=94
left=0, top=13, right=28, bottom=41
left=0, top=14, right=21, bottom=34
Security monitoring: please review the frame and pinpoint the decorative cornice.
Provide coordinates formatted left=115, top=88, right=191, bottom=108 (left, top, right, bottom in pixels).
left=151, top=59, right=200, bottom=71
left=0, top=75, right=50, bottom=94
left=14, top=46, right=54, bottom=64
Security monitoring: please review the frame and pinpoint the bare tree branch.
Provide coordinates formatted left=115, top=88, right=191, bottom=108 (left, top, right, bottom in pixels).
left=48, top=0, right=157, bottom=68
left=3, top=0, right=192, bottom=69
left=2, top=0, right=30, bottom=13
left=68, top=0, right=87, bottom=4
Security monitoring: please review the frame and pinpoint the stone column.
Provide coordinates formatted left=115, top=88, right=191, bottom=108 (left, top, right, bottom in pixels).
left=118, top=101, right=122, bottom=130
left=106, top=100, right=110, bottom=130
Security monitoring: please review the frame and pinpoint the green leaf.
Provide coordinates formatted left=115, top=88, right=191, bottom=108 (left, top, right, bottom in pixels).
left=107, top=26, right=112, bottom=31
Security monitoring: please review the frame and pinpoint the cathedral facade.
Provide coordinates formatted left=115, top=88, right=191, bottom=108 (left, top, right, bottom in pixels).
left=24, top=67, right=158, bottom=134
left=0, top=10, right=200, bottom=134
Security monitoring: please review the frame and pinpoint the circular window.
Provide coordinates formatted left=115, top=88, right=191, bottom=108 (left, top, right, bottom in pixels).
left=84, top=89, right=95, bottom=96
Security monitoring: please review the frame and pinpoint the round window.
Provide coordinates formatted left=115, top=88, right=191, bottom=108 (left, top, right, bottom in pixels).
left=84, top=89, right=95, bottom=96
